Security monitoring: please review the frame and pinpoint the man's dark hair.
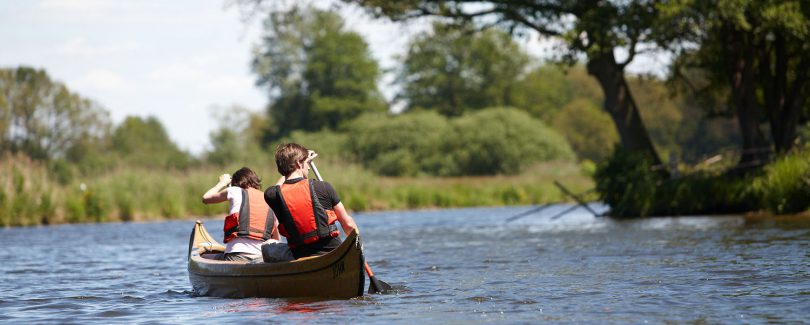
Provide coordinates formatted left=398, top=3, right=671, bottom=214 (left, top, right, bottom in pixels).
left=275, top=143, right=308, bottom=176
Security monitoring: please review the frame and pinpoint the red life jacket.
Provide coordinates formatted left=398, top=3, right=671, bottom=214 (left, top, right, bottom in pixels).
left=223, top=187, right=276, bottom=243
left=274, top=179, right=339, bottom=248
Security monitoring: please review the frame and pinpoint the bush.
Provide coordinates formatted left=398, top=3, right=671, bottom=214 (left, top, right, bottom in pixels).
left=594, top=146, right=762, bottom=217
left=279, top=130, right=350, bottom=162
left=446, top=108, right=575, bottom=175
left=553, top=99, right=619, bottom=162
left=594, top=147, right=660, bottom=217
left=754, top=147, right=810, bottom=214
left=0, top=187, right=9, bottom=227
left=66, top=195, right=86, bottom=223
left=345, top=111, right=450, bottom=176
left=346, top=108, right=575, bottom=176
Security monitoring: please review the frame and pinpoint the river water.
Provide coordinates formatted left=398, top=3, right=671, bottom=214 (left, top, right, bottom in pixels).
left=1, top=204, right=809, bottom=323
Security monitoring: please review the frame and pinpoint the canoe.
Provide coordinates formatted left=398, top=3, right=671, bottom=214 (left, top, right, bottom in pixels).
left=187, top=220, right=365, bottom=298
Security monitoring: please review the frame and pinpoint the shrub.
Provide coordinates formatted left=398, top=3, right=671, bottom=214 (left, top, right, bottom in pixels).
left=0, top=187, right=8, bottom=227
left=594, top=147, right=661, bottom=217
left=754, top=147, right=810, bottom=214
left=279, top=129, right=350, bottom=162
left=594, top=146, right=762, bottom=217
left=553, top=99, right=619, bottom=162
left=66, top=194, right=86, bottom=223
left=345, top=111, right=450, bottom=176
left=445, top=108, right=575, bottom=175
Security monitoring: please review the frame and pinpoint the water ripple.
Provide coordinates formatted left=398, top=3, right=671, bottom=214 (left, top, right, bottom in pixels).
left=0, top=210, right=808, bottom=323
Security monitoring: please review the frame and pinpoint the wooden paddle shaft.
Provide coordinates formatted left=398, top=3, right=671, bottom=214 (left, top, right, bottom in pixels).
left=309, top=161, right=379, bottom=279
left=364, top=262, right=375, bottom=276
left=309, top=159, right=323, bottom=181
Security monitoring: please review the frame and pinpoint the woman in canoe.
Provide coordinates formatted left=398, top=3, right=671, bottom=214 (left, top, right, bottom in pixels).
left=202, top=167, right=291, bottom=262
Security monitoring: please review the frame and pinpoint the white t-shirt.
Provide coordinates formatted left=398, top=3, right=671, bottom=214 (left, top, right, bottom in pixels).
left=223, top=186, right=264, bottom=256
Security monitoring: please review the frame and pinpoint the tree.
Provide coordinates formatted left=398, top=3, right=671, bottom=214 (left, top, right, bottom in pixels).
left=511, top=65, right=578, bottom=121
left=344, top=108, right=574, bottom=175
left=0, top=67, right=110, bottom=160
left=205, top=105, right=267, bottom=167
left=252, top=6, right=387, bottom=141
left=346, top=111, right=450, bottom=175
left=447, top=108, right=575, bottom=175
left=663, top=0, right=809, bottom=163
left=111, top=116, right=192, bottom=168
left=345, top=0, right=665, bottom=166
left=553, top=98, right=619, bottom=162
left=397, top=22, right=530, bottom=116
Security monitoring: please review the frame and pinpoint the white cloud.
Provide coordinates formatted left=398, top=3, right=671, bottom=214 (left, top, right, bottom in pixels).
left=74, top=69, right=132, bottom=92
left=39, top=0, right=110, bottom=11
left=58, top=37, right=140, bottom=56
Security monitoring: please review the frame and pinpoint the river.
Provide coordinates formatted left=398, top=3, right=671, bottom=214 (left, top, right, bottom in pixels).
left=1, top=204, right=809, bottom=323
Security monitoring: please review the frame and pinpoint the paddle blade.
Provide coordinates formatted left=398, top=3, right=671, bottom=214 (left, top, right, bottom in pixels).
left=368, top=275, right=393, bottom=294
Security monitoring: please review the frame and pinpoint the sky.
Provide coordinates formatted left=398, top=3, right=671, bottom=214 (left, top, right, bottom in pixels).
left=0, top=0, right=669, bottom=155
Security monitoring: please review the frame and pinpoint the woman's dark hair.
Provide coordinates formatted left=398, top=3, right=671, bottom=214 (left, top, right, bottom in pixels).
left=231, top=167, right=261, bottom=190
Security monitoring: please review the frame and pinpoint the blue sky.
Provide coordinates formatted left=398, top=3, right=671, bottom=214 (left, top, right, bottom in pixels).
left=0, top=0, right=667, bottom=154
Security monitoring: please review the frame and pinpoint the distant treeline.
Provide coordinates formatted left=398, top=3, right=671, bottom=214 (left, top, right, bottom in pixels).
left=2, top=2, right=808, bottom=225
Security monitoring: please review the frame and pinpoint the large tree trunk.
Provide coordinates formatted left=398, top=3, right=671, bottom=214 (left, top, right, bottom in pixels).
left=729, top=29, right=769, bottom=167
left=586, top=51, right=663, bottom=167
left=761, top=32, right=808, bottom=154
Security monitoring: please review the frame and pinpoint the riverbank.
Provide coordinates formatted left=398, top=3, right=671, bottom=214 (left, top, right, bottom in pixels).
left=594, top=146, right=810, bottom=217
left=0, top=156, right=593, bottom=227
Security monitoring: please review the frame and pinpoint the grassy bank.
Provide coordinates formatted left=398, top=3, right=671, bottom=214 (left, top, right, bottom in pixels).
left=594, top=146, right=810, bottom=217
left=0, top=155, right=592, bottom=227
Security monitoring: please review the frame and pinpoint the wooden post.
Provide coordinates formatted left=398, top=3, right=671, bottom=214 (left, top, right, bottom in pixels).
left=553, top=180, right=600, bottom=217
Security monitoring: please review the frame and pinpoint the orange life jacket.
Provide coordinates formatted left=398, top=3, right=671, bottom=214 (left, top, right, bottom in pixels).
left=223, top=187, right=276, bottom=243
left=274, top=179, right=339, bottom=248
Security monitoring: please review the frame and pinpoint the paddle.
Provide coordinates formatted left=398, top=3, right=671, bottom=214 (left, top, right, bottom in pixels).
left=308, top=161, right=393, bottom=294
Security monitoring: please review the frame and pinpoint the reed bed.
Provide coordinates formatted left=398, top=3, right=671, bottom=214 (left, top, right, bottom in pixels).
left=0, top=157, right=592, bottom=227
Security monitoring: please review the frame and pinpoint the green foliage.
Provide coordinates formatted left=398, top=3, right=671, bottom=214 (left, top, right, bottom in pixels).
left=594, top=147, right=660, bottom=217
left=662, top=0, right=810, bottom=154
left=398, top=22, right=530, bottom=116
left=0, top=67, right=111, bottom=160
left=753, top=148, right=810, bottom=214
left=37, top=194, right=55, bottom=225
left=111, top=116, right=193, bottom=169
left=206, top=106, right=269, bottom=167
left=512, top=64, right=584, bottom=122
left=346, top=111, right=450, bottom=176
left=82, top=189, right=108, bottom=223
left=253, top=6, right=386, bottom=140
left=47, top=159, right=75, bottom=185
left=448, top=108, right=575, bottom=175
left=553, top=99, right=619, bottom=162
left=594, top=146, right=810, bottom=217
left=278, top=129, right=351, bottom=162
left=65, top=195, right=85, bottom=224
left=346, top=108, right=574, bottom=176
left=0, top=187, right=7, bottom=227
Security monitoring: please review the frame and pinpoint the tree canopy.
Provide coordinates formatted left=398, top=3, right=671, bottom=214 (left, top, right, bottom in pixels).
left=346, top=0, right=665, bottom=165
left=252, top=5, right=387, bottom=141
left=0, top=67, right=110, bottom=160
left=663, top=0, right=809, bottom=162
left=111, top=116, right=192, bottom=169
left=397, top=22, right=530, bottom=116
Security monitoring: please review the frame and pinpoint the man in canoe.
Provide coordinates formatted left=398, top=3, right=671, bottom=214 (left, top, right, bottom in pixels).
left=202, top=167, right=292, bottom=262
left=264, top=143, right=359, bottom=259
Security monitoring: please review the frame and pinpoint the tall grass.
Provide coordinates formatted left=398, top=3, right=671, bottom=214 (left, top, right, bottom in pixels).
left=0, top=156, right=592, bottom=227
left=595, top=146, right=810, bottom=217
left=752, top=147, right=810, bottom=214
